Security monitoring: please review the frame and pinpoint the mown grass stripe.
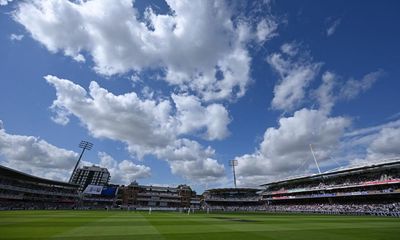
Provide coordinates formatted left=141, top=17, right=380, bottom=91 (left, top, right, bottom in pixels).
left=0, top=211, right=399, bottom=240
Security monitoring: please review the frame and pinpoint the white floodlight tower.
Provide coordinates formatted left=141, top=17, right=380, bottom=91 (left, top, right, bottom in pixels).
left=229, top=160, right=238, bottom=188
left=309, top=144, right=322, bottom=174
left=69, top=140, right=93, bottom=183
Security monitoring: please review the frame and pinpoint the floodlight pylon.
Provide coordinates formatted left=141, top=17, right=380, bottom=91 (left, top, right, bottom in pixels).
left=69, top=141, right=93, bottom=183
left=229, top=160, right=238, bottom=188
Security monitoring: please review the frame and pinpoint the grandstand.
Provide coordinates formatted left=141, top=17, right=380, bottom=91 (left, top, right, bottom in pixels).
left=203, top=188, right=261, bottom=211
left=80, top=184, right=119, bottom=209
left=260, top=160, right=400, bottom=216
left=116, top=181, right=198, bottom=210
left=0, top=164, right=200, bottom=211
left=0, top=165, right=79, bottom=210
left=1, top=158, right=400, bottom=217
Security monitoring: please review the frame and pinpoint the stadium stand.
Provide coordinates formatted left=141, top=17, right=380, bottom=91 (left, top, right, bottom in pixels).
left=0, top=165, right=79, bottom=210
left=79, top=184, right=119, bottom=209
left=203, top=188, right=261, bottom=211
left=1, top=159, right=400, bottom=217
left=190, top=194, right=202, bottom=209
left=260, top=160, right=400, bottom=217
left=116, top=181, right=198, bottom=210
left=0, top=165, right=198, bottom=211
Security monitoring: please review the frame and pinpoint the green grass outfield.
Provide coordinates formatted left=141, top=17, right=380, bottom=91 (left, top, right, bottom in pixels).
left=1, top=211, right=399, bottom=240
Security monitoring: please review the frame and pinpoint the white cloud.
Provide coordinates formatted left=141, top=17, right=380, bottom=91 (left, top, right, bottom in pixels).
left=313, top=71, right=337, bottom=113
left=387, top=111, right=400, bottom=121
left=312, top=70, right=383, bottom=113
left=0, top=126, right=78, bottom=181
left=368, top=127, right=400, bottom=157
left=244, top=68, right=385, bottom=184
left=172, top=94, right=230, bottom=140
left=98, top=152, right=151, bottom=184
left=344, top=119, right=400, bottom=139
left=337, top=119, right=400, bottom=166
left=339, top=70, right=384, bottom=100
left=280, top=43, right=297, bottom=56
left=46, top=74, right=176, bottom=158
left=14, top=0, right=274, bottom=101
left=151, top=138, right=226, bottom=182
left=326, top=18, right=341, bottom=37
left=50, top=105, right=70, bottom=126
left=237, top=37, right=382, bottom=186
left=72, top=53, right=85, bottom=63
left=348, top=126, right=400, bottom=167
left=169, top=157, right=226, bottom=182
left=267, top=44, right=321, bottom=111
left=0, top=0, right=12, bottom=6
left=269, top=43, right=382, bottom=114
left=9, top=33, right=24, bottom=41
left=256, top=18, right=278, bottom=43
left=235, top=108, right=350, bottom=186
left=45, top=75, right=226, bottom=182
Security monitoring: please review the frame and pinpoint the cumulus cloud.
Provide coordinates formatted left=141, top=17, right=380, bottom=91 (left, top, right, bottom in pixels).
left=235, top=108, right=351, bottom=186
left=45, top=75, right=226, bottom=182
left=46, top=74, right=175, bottom=157
left=0, top=126, right=78, bottom=181
left=172, top=94, right=230, bottom=140
left=98, top=152, right=151, bottom=184
left=9, top=33, right=24, bottom=41
left=169, top=156, right=226, bottom=182
left=240, top=66, right=384, bottom=186
left=234, top=36, right=383, bottom=186
left=267, top=43, right=321, bottom=111
left=13, top=0, right=275, bottom=101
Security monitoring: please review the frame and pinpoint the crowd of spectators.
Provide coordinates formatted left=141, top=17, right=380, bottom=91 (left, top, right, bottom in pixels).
left=205, top=196, right=260, bottom=202
left=0, top=174, right=79, bottom=210
left=204, top=189, right=260, bottom=203
left=205, top=202, right=400, bottom=217
left=0, top=177, right=78, bottom=197
left=267, top=172, right=400, bottom=195
left=263, top=202, right=400, bottom=216
left=205, top=205, right=264, bottom=212
left=0, top=200, right=76, bottom=210
left=266, top=186, right=400, bottom=200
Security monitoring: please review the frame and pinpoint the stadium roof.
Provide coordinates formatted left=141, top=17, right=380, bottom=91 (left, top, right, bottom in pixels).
left=260, top=158, right=400, bottom=187
left=205, top=188, right=260, bottom=193
left=0, top=164, right=79, bottom=188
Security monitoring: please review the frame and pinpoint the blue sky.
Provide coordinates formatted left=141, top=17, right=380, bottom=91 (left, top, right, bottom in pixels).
left=0, top=0, right=399, bottom=192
